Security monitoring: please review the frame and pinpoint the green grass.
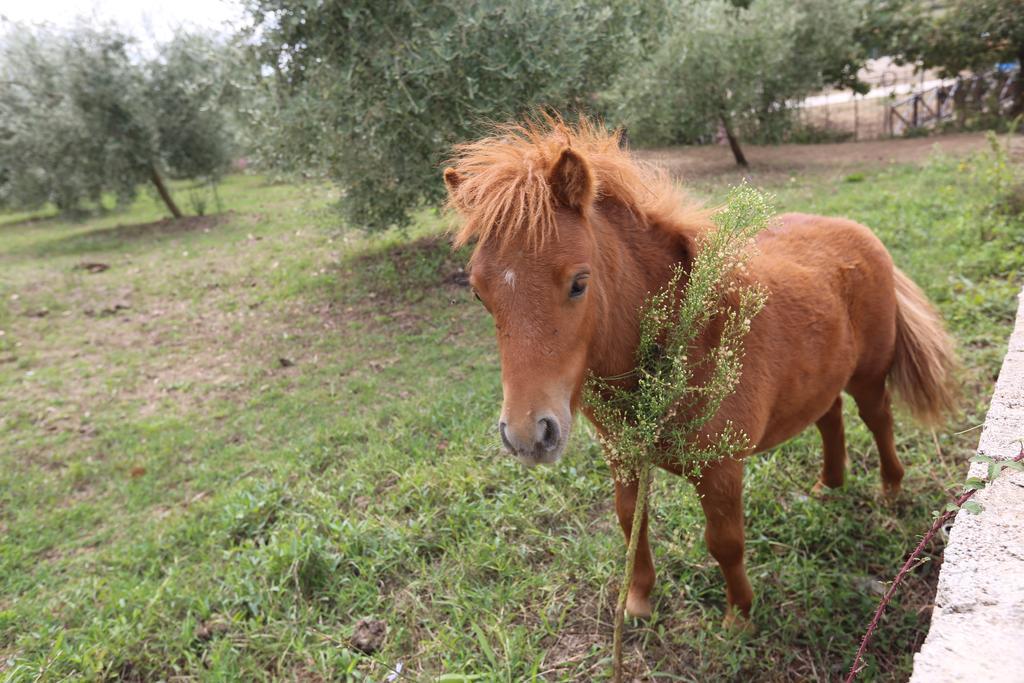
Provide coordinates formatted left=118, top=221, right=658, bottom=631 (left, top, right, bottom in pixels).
left=1, top=142, right=1022, bottom=682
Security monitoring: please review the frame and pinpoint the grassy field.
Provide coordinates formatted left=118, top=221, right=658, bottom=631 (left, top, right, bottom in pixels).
left=1, top=136, right=1022, bottom=682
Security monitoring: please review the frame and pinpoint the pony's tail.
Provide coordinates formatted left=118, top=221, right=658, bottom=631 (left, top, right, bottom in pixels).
left=888, top=268, right=958, bottom=426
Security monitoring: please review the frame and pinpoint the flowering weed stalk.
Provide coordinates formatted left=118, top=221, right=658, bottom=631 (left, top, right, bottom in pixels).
left=584, top=184, right=774, bottom=680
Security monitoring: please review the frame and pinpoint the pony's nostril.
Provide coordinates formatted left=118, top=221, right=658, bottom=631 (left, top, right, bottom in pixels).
left=538, top=417, right=560, bottom=451
left=499, top=421, right=514, bottom=453
left=501, top=418, right=560, bottom=456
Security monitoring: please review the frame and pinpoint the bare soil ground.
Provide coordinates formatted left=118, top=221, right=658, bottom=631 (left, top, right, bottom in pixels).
left=638, top=131, right=1024, bottom=183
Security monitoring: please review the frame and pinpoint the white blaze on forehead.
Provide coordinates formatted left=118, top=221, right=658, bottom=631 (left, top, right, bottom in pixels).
left=503, top=270, right=516, bottom=288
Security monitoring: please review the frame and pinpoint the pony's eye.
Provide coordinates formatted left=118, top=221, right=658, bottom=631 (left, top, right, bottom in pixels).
left=570, top=276, right=588, bottom=299
left=472, top=289, right=482, bottom=303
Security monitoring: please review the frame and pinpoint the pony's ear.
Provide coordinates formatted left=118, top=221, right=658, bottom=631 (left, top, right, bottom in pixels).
left=443, top=167, right=463, bottom=194
left=548, top=148, right=595, bottom=212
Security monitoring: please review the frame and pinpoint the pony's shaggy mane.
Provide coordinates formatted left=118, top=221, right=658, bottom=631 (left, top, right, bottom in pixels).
left=445, top=115, right=711, bottom=250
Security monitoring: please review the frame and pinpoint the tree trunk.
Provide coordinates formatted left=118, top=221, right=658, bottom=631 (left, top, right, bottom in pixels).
left=954, top=77, right=968, bottom=128
left=1013, top=46, right=1024, bottom=117
left=149, top=164, right=182, bottom=219
left=720, top=115, right=749, bottom=167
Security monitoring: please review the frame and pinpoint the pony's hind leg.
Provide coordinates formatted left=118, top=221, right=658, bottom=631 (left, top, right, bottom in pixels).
left=694, top=457, right=753, bottom=628
left=849, top=378, right=905, bottom=496
left=813, top=396, right=847, bottom=493
left=614, top=477, right=655, bottom=618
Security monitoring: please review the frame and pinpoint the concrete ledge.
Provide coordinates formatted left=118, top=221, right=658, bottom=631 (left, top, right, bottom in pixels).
left=910, top=287, right=1024, bottom=683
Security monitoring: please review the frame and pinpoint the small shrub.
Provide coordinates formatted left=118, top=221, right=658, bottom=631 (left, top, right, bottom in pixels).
left=996, top=182, right=1024, bottom=217
left=586, top=184, right=773, bottom=680
left=787, top=124, right=856, bottom=144
left=959, top=129, right=1024, bottom=238
left=188, top=189, right=208, bottom=217
left=901, top=126, right=930, bottom=139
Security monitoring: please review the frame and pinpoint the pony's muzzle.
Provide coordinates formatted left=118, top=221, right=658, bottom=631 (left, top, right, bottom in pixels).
left=498, top=415, right=563, bottom=464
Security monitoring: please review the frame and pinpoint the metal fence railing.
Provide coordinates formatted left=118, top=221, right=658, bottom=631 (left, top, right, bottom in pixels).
left=795, top=61, right=1021, bottom=141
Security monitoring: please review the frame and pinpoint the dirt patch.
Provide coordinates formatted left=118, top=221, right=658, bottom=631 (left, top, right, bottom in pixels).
left=108, top=213, right=230, bottom=238
left=538, top=630, right=606, bottom=677
left=345, top=234, right=468, bottom=294
left=196, top=618, right=231, bottom=641
left=12, top=213, right=233, bottom=259
left=350, top=618, right=387, bottom=654
left=322, top=234, right=473, bottom=335
left=74, top=262, right=110, bottom=273
left=372, top=234, right=462, bottom=271
left=637, top=132, right=1024, bottom=184
left=37, top=541, right=99, bottom=563
left=443, top=267, right=470, bottom=287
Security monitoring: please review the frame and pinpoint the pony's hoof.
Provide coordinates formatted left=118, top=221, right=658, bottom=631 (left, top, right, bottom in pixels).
left=625, top=593, right=652, bottom=619
left=811, top=477, right=842, bottom=498
left=722, top=608, right=755, bottom=634
left=882, top=480, right=902, bottom=499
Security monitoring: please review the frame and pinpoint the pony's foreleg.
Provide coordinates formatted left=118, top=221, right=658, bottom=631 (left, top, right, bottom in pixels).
left=813, top=396, right=847, bottom=492
left=695, top=457, right=753, bottom=627
left=614, top=477, right=655, bottom=618
left=851, top=379, right=904, bottom=496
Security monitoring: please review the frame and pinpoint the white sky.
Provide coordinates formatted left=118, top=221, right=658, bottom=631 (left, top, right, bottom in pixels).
left=0, top=0, right=247, bottom=44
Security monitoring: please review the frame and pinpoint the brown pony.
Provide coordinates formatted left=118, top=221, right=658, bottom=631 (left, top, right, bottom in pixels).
left=442, top=117, right=957, bottom=625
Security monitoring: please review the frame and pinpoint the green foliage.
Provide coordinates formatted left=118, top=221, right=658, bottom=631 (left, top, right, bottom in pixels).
left=840, top=0, right=1023, bottom=86
left=971, top=453, right=1024, bottom=482
left=850, top=0, right=919, bottom=62
left=956, top=130, right=1024, bottom=238
left=238, top=1, right=920, bottom=220
left=146, top=32, right=241, bottom=182
left=874, top=0, right=1024, bottom=122
left=603, top=0, right=868, bottom=148
left=586, top=185, right=772, bottom=482
left=907, top=0, right=1024, bottom=76
left=0, top=23, right=146, bottom=213
left=960, top=500, right=983, bottom=515
left=240, top=0, right=654, bottom=230
left=0, top=22, right=238, bottom=215
left=935, top=450, right=1024, bottom=518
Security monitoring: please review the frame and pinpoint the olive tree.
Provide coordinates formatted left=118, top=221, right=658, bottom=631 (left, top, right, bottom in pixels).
left=904, top=0, right=1024, bottom=75
left=603, top=0, right=867, bottom=165
left=241, top=0, right=653, bottom=230
left=146, top=32, right=241, bottom=194
left=0, top=22, right=238, bottom=217
left=892, top=0, right=1024, bottom=116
